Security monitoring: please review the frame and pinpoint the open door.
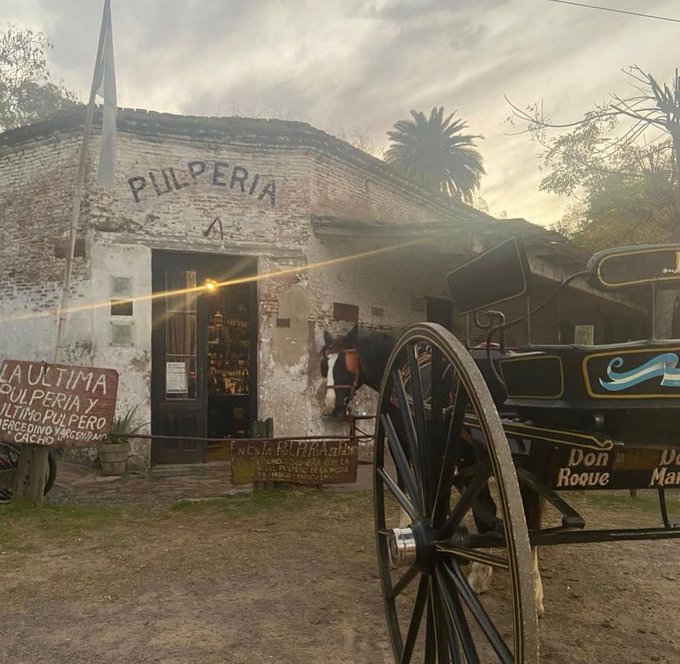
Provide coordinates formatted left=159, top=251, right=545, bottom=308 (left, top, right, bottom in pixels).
left=151, top=253, right=207, bottom=464
left=151, top=251, right=257, bottom=465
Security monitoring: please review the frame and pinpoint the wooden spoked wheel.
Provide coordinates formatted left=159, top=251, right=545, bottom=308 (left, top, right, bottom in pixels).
left=374, top=323, right=538, bottom=663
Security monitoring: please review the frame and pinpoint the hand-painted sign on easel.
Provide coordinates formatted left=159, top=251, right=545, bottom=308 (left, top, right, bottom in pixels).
left=231, top=438, right=358, bottom=485
left=0, top=360, right=119, bottom=447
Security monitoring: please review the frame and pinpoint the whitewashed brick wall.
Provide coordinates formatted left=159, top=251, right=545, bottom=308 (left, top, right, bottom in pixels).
left=0, top=111, right=502, bottom=468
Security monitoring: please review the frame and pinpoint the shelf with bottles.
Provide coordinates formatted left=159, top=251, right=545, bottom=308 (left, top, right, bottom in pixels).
left=225, top=320, right=249, bottom=342
left=208, top=364, right=250, bottom=395
left=225, top=318, right=248, bottom=329
left=206, top=290, right=252, bottom=396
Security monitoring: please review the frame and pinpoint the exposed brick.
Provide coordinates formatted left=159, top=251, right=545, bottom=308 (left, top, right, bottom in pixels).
left=1, top=109, right=571, bottom=469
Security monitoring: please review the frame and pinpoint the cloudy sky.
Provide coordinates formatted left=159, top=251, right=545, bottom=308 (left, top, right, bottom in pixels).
left=2, top=0, right=678, bottom=227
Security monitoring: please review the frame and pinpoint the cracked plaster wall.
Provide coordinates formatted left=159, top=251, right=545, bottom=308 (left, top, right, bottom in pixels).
left=1, top=116, right=491, bottom=469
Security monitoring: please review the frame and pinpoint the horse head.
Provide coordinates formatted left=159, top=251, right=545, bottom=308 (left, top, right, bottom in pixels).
left=320, top=324, right=363, bottom=418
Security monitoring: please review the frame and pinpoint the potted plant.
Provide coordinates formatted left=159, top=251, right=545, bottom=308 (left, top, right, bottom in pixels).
left=98, top=406, right=145, bottom=476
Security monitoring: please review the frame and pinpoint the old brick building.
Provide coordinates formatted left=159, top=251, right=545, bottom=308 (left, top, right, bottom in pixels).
left=0, top=109, right=642, bottom=470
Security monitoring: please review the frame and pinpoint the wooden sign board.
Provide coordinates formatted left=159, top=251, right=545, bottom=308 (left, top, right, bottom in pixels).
left=231, top=438, right=358, bottom=485
left=0, top=360, right=119, bottom=447
left=547, top=446, right=680, bottom=490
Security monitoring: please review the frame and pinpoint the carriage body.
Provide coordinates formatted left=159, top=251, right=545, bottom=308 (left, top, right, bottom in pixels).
left=474, top=340, right=680, bottom=444
left=499, top=341, right=680, bottom=449
left=471, top=341, right=680, bottom=496
left=448, top=237, right=680, bottom=493
left=364, top=237, right=680, bottom=664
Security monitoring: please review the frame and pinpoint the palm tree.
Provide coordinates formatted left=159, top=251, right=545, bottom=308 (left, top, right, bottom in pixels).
left=385, top=106, right=485, bottom=204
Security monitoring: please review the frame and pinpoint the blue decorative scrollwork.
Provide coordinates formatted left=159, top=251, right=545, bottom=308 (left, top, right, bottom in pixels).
left=599, top=352, right=680, bottom=391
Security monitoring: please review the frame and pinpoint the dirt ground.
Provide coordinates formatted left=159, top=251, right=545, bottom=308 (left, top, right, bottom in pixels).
left=1, top=465, right=679, bottom=664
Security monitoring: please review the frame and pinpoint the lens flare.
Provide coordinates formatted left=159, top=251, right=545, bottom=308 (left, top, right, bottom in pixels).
left=1, top=236, right=431, bottom=324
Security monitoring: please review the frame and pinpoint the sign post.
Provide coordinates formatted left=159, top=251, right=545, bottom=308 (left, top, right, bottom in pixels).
left=231, top=437, right=359, bottom=486
left=1, top=360, right=118, bottom=505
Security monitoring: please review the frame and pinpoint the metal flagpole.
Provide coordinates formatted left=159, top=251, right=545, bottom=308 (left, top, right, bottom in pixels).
left=13, top=1, right=113, bottom=506
left=55, top=0, right=111, bottom=363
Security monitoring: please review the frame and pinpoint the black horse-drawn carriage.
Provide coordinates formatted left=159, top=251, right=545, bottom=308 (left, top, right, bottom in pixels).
left=322, top=237, right=680, bottom=663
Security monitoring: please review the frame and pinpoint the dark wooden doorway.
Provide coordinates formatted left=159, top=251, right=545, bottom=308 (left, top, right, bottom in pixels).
left=151, top=251, right=257, bottom=465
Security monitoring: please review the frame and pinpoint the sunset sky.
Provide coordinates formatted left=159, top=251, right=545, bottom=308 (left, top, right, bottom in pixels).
left=2, top=0, right=678, bottom=227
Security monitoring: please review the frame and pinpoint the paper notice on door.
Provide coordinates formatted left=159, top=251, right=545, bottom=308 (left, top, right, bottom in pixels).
left=166, top=361, right=187, bottom=394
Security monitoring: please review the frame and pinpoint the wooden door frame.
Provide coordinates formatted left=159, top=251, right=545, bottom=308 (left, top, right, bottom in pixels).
left=150, top=250, right=258, bottom=465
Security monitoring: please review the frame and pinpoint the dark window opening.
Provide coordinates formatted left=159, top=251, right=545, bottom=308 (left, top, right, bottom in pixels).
left=111, top=299, right=134, bottom=316
left=334, top=302, right=358, bottom=322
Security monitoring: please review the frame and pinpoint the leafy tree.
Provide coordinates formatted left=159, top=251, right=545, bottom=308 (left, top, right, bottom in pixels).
left=550, top=141, right=673, bottom=252
left=507, top=67, right=680, bottom=333
left=0, top=25, right=78, bottom=132
left=385, top=106, right=485, bottom=204
left=507, top=67, right=680, bottom=244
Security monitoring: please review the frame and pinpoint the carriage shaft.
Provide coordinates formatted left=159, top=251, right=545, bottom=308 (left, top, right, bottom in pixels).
left=461, top=526, right=680, bottom=549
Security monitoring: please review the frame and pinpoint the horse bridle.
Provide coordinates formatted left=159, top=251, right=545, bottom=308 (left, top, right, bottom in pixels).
left=321, top=347, right=363, bottom=409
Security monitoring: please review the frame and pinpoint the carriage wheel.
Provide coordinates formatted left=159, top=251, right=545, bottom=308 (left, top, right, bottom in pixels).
left=374, top=323, right=538, bottom=663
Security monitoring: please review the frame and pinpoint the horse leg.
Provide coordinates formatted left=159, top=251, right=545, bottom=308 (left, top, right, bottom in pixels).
left=467, top=477, right=546, bottom=613
left=532, top=546, right=545, bottom=618
left=468, top=557, right=494, bottom=594
left=454, top=429, right=497, bottom=595
left=467, top=481, right=496, bottom=594
left=522, top=485, right=545, bottom=618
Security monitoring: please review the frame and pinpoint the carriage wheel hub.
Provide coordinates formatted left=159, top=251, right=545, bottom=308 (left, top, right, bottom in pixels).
left=387, top=527, right=417, bottom=568
left=387, top=521, right=437, bottom=570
